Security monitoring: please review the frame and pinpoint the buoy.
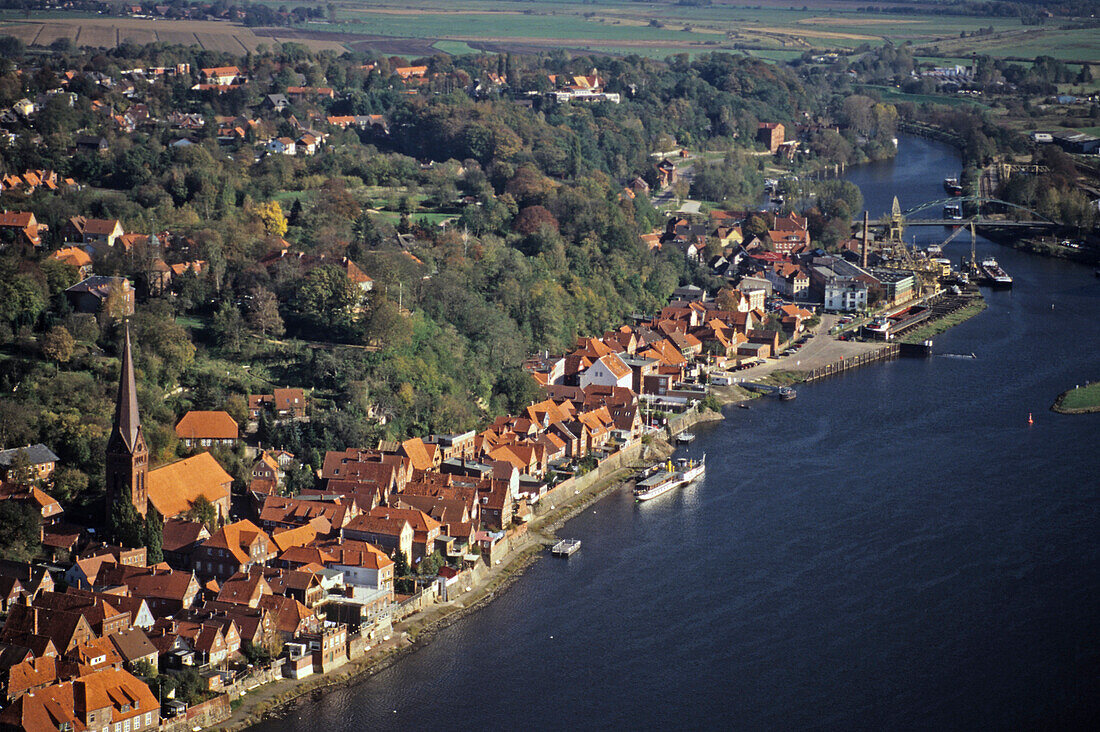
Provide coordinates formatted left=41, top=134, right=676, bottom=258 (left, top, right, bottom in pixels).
left=1028, top=412, right=1034, bottom=426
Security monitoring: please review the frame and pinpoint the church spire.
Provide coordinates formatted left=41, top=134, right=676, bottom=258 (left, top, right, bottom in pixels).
left=106, top=321, right=148, bottom=518
left=113, top=323, right=141, bottom=452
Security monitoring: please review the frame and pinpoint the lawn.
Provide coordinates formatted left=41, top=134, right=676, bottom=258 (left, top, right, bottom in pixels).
left=1054, top=381, right=1100, bottom=413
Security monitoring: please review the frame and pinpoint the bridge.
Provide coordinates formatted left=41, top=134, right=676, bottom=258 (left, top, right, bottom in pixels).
left=855, top=196, right=1058, bottom=236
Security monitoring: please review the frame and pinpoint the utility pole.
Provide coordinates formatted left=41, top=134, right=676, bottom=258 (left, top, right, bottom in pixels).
left=861, top=211, right=869, bottom=270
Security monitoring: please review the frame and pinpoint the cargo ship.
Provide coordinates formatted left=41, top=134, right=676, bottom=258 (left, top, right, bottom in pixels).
left=979, top=257, right=1013, bottom=288
left=943, top=177, right=964, bottom=196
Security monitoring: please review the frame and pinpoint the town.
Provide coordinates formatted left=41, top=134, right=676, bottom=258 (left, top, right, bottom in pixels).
left=0, top=19, right=1094, bottom=731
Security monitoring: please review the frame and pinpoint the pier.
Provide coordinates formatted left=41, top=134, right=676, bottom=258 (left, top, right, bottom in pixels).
left=551, top=539, right=582, bottom=556
left=802, top=344, right=900, bottom=383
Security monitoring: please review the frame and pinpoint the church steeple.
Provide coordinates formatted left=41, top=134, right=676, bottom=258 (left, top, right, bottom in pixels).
left=106, top=323, right=148, bottom=518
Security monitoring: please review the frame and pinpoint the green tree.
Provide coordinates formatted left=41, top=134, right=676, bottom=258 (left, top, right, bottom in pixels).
left=52, top=467, right=89, bottom=504
left=418, top=550, right=445, bottom=577
left=0, top=274, right=46, bottom=330
left=186, top=496, right=217, bottom=532
left=143, top=507, right=164, bottom=564
left=109, top=487, right=144, bottom=548
left=211, top=301, right=245, bottom=352
left=0, top=501, right=41, bottom=562
left=393, top=549, right=414, bottom=593
left=291, top=266, right=358, bottom=336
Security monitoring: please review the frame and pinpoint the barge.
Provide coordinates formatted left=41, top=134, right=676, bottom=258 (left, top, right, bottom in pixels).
left=979, top=257, right=1013, bottom=288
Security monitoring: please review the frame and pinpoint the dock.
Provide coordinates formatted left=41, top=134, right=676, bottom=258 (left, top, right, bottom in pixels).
left=551, top=539, right=581, bottom=556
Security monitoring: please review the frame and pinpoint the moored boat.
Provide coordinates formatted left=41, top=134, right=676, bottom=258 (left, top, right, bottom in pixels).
left=678, top=454, right=706, bottom=484
left=634, top=461, right=682, bottom=501
left=980, top=257, right=1013, bottom=287
left=943, top=177, right=963, bottom=196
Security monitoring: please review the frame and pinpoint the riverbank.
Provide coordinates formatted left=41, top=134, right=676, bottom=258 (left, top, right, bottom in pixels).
left=224, top=427, right=696, bottom=731
left=1052, top=381, right=1100, bottom=414
left=901, top=299, right=988, bottom=344
left=984, top=230, right=1100, bottom=266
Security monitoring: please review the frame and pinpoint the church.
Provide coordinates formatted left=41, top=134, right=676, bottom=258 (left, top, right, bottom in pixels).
left=106, top=326, right=232, bottom=522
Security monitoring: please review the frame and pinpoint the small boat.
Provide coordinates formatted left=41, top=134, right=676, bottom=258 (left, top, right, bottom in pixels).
left=738, top=403, right=750, bottom=410
left=675, top=432, right=695, bottom=444
left=944, top=177, right=964, bottom=196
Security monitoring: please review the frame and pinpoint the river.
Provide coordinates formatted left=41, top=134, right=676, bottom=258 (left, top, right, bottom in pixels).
left=251, top=135, right=1100, bottom=730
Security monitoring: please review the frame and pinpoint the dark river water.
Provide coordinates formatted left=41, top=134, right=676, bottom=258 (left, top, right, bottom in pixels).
left=252, top=136, right=1100, bottom=730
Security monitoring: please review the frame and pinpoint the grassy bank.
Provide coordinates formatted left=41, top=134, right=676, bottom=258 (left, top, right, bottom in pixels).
left=901, top=300, right=988, bottom=344
left=761, top=370, right=807, bottom=386
left=1052, top=381, right=1100, bottom=414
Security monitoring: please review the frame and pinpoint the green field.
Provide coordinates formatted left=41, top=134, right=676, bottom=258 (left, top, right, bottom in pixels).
left=3, top=1, right=1097, bottom=63
left=1054, top=381, right=1100, bottom=413
left=315, top=0, right=1043, bottom=58
left=857, top=84, right=990, bottom=109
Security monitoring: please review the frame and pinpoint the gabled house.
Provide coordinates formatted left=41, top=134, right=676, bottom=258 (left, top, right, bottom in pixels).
left=192, top=520, right=274, bottom=580
left=0, top=211, right=46, bottom=247
left=174, top=410, right=239, bottom=448
left=48, top=247, right=94, bottom=279
left=579, top=353, right=633, bottom=390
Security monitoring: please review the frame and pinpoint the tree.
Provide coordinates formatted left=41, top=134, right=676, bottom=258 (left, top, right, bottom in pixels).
left=251, top=201, right=288, bottom=237
left=0, top=501, right=41, bottom=562
left=186, top=496, right=217, bottom=532
left=0, top=275, right=46, bottom=330
left=291, top=266, right=358, bottom=335
left=41, top=325, right=75, bottom=363
left=5, top=449, right=35, bottom=486
left=393, top=549, right=414, bottom=593
left=143, top=507, right=164, bottom=564
left=362, top=294, right=409, bottom=348
left=210, top=301, right=245, bottom=352
left=52, top=467, right=89, bottom=504
left=418, top=550, right=445, bottom=577
left=109, top=487, right=144, bottom=548
left=247, top=287, right=284, bottom=337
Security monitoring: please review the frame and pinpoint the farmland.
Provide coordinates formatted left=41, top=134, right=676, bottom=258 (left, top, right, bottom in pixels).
left=0, top=16, right=346, bottom=53
left=0, top=1, right=1097, bottom=63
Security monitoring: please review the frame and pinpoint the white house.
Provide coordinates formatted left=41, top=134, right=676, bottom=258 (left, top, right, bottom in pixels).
left=579, top=353, right=633, bottom=390
left=824, top=279, right=868, bottom=312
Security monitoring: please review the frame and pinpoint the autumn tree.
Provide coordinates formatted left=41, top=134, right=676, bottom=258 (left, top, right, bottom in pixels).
left=251, top=200, right=288, bottom=237
left=41, top=324, right=75, bottom=363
